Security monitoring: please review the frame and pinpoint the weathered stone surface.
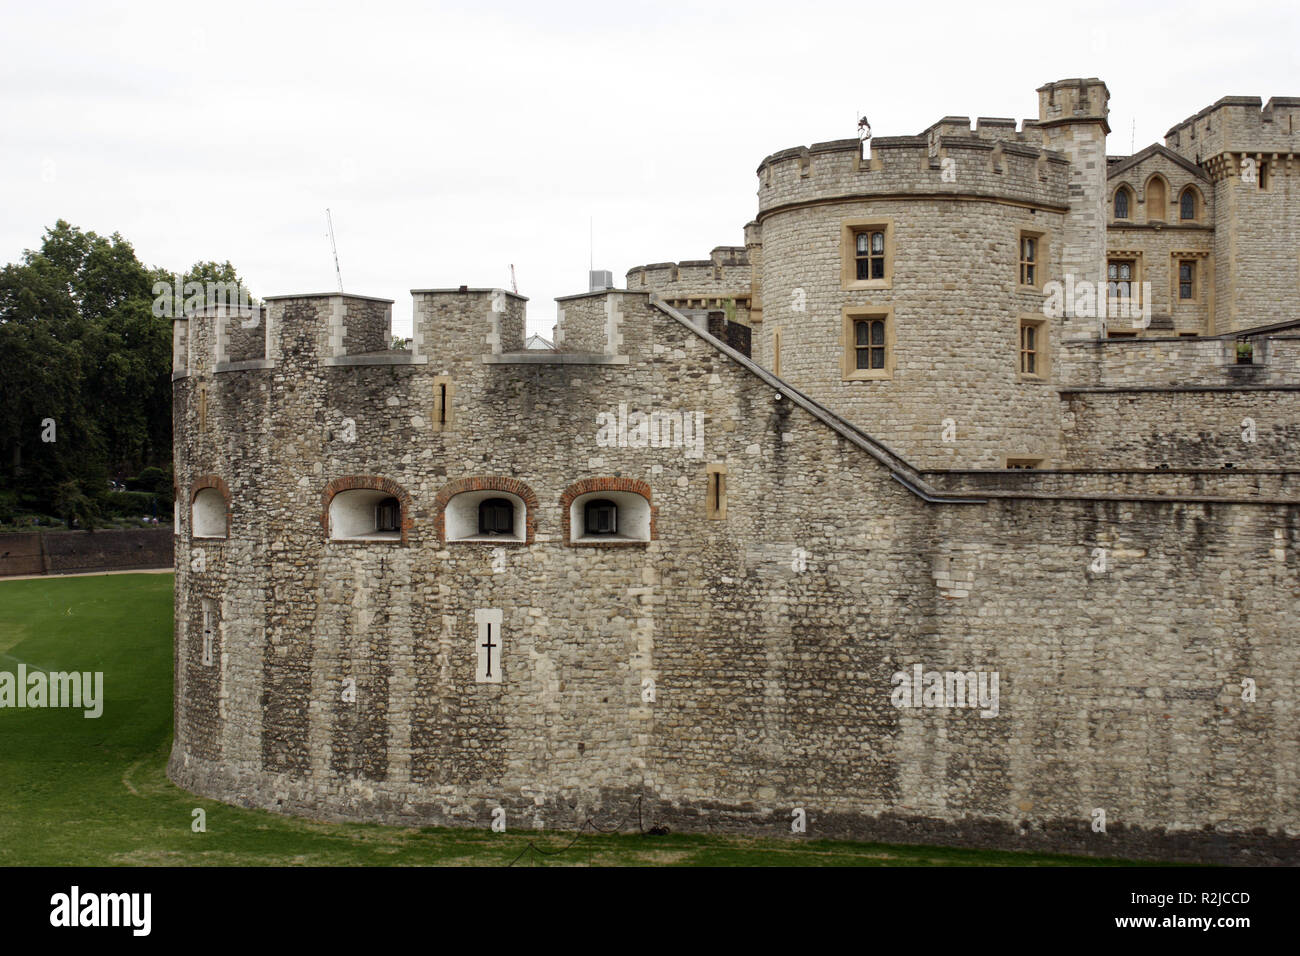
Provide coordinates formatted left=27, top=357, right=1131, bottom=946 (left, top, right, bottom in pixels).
left=168, top=79, right=1300, bottom=865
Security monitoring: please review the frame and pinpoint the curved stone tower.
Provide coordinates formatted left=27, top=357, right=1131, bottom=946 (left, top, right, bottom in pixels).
left=751, top=112, right=1082, bottom=469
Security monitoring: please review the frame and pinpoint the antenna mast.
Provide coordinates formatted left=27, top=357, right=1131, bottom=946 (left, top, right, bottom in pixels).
left=325, top=208, right=343, bottom=293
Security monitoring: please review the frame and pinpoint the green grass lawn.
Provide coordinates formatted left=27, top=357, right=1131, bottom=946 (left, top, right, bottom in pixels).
left=0, top=573, right=1135, bottom=866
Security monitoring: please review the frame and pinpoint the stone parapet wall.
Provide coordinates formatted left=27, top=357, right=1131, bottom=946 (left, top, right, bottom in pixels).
left=1059, top=386, right=1300, bottom=468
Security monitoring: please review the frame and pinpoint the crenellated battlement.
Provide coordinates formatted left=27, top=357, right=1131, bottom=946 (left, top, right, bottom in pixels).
left=920, top=115, right=1040, bottom=144
left=172, top=303, right=273, bottom=379
left=172, top=289, right=532, bottom=380
left=1165, top=95, right=1300, bottom=163
left=625, top=246, right=753, bottom=325
left=1035, top=77, right=1110, bottom=132
left=626, top=246, right=749, bottom=286
left=755, top=133, right=1070, bottom=216
left=411, top=287, right=527, bottom=359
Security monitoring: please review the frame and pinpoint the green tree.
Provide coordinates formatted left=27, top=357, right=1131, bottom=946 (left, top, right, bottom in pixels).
left=0, top=221, right=252, bottom=524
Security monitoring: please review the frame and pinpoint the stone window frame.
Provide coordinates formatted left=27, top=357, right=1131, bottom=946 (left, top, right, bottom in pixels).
left=841, top=305, right=895, bottom=382
left=839, top=217, right=894, bottom=291
left=560, top=477, right=655, bottom=548
left=1172, top=251, right=1209, bottom=305
left=1179, top=185, right=1203, bottom=223
left=433, top=476, right=538, bottom=546
left=1143, top=173, right=1169, bottom=223
left=1106, top=250, right=1145, bottom=307
left=772, top=326, right=782, bottom=377
left=1257, top=159, right=1271, bottom=192
left=189, top=475, right=231, bottom=541
left=705, top=463, right=727, bottom=520
left=1017, top=315, right=1050, bottom=382
left=1112, top=184, right=1134, bottom=221
left=1003, top=456, right=1043, bottom=469
left=1017, top=228, right=1049, bottom=292
left=321, top=475, right=413, bottom=545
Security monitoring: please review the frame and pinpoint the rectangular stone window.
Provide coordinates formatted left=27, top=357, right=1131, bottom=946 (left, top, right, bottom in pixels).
left=855, top=230, right=886, bottom=280
left=1178, top=259, right=1197, bottom=301
left=772, top=326, right=782, bottom=376
left=840, top=218, right=894, bottom=290
left=706, top=463, right=727, bottom=520
left=1018, top=317, right=1048, bottom=380
left=1018, top=229, right=1048, bottom=290
left=1107, top=258, right=1136, bottom=299
left=856, top=318, right=886, bottom=369
left=375, top=498, right=401, bottom=532
left=1005, top=457, right=1042, bottom=469
left=841, top=306, right=894, bottom=381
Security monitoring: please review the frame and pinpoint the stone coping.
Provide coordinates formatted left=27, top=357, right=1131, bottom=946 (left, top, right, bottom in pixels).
left=323, top=353, right=428, bottom=367
left=215, top=359, right=275, bottom=373
left=481, top=352, right=629, bottom=365
left=410, top=288, right=528, bottom=300
left=261, top=292, right=395, bottom=304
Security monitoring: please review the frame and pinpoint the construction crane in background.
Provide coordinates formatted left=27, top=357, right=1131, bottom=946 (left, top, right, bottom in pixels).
left=325, top=208, right=343, bottom=293
left=510, top=264, right=518, bottom=294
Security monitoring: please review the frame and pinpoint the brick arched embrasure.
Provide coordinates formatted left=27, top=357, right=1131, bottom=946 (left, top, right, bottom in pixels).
left=433, top=476, right=539, bottom=544
left=559, top=477, right=655, bottom=546
left=321, top=475, right=414, bottom=544
left=190, top=475, right=231, bottom=539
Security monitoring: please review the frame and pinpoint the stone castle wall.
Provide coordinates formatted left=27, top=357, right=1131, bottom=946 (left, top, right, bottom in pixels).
left=166, top=78, right=1300, bottom=863
left=169, top=290, right=1300, bottom=863
left=1065, top=336, right=1300, bottom=388
left=1058, top=386, right=1300, bottom=469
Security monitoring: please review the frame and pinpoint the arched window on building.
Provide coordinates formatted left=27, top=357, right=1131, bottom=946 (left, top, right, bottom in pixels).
left=563, top=480, right=653, bottom=545
left=1114, top=187, right=1131, bottom=219
left=191, top=487, right=228, bottom=539
left=1180, top=187, right=1197, bottom=221
left=329, top=489, right=403, bottom=541
left=436, top=479, right=535, bottom=544
left=1145, top=176, right=1167, bottom=221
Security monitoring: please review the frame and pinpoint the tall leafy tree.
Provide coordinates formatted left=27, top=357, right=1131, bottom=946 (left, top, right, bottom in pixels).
left=0, top=220, right=252, bottom=525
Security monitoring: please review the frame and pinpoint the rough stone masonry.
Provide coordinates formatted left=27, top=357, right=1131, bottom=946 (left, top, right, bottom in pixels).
left=169, top=78, right=1300, bottom=864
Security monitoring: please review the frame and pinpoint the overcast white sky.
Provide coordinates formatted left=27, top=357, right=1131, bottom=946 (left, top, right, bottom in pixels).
left=3, top=0, right=1296, bottom=337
